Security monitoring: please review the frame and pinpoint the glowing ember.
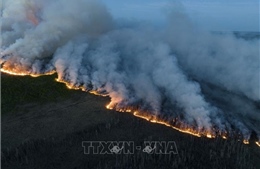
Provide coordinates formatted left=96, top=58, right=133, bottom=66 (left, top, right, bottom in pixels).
left=89, top=90, right=108, bottom=97
left=1, top=68, right=55, bottom=77
left=206, top=134, right=214, bottom=139
left=106, top=105, right=113, bottom=110
left=256, top=141, right=260, bottom=147
left=243, top=140, right=249, bottom=144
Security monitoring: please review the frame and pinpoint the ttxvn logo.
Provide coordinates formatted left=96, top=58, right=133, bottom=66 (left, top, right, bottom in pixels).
left=82, top=141, right=178, bottom=154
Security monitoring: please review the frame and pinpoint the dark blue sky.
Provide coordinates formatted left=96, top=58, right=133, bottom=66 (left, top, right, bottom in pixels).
left=102, top=0, right=259, bottom=31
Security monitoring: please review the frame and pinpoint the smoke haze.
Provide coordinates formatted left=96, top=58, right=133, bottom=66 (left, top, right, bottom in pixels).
left=1, top=0, right=259, bottom=140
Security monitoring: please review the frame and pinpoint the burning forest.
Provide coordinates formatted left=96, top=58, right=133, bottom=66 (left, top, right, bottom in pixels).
left=1, top=0, right=260, bottom=148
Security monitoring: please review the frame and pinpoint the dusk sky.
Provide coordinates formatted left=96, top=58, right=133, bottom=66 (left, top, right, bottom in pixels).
left=102, top=0, right=259, bottom=31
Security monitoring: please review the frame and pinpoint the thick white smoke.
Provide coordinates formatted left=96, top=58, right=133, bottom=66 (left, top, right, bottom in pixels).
left=1, top=0, right=259, bottom=139
left=1, top=0, right=113, bottom=73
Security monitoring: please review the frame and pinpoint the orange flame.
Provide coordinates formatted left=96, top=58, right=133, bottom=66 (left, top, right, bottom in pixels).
left=106, top=105, right=113, bottom=110
left=55, top=78, right=86, bottom=91
left=256, top=141, right=260, bottom=147
left=1, top=67, right=55, bottom=77
left=105, top=102, right=217, bottom=138
left=243, top=140, right=249, bottom=144
left=206, top=134, right=215, bottom=139
left=133, top=111, right=203, bottom=138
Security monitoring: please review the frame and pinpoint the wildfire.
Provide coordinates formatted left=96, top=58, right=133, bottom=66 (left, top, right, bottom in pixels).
left=206, top=134, right=215, bottom=139
left=1, top=67, right=259, bottom=147
left=55, top=78, right=112, bottom=98
left=105, top=104, right=258, bottom=145
left=89, top=90, right=108, bottom=97
left=1, top=68, right=55, bottom=77
left=106, top=105, right=113, bottom=110
left=106, top=103, right=213, bottom=138
left=243, top=140, right=249, bottom=144
left=55, top=78, right=86, bottom=91
left=1, top=68, right=31, bottom=76
left=133, top=111, right=203, bottom=138
left=256, top=141, right=260, bottom=147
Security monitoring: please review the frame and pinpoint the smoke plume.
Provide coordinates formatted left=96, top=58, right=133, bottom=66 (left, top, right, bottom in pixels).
left=1, top=0, right=259, bottom=140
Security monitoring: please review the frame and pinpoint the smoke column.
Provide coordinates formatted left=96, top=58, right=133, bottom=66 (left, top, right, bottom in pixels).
left=1, top=0, right=259, bottom=141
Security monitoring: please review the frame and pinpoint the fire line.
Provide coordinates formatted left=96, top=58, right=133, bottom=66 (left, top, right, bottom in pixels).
left=1, top=69, right=259, bottom=148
